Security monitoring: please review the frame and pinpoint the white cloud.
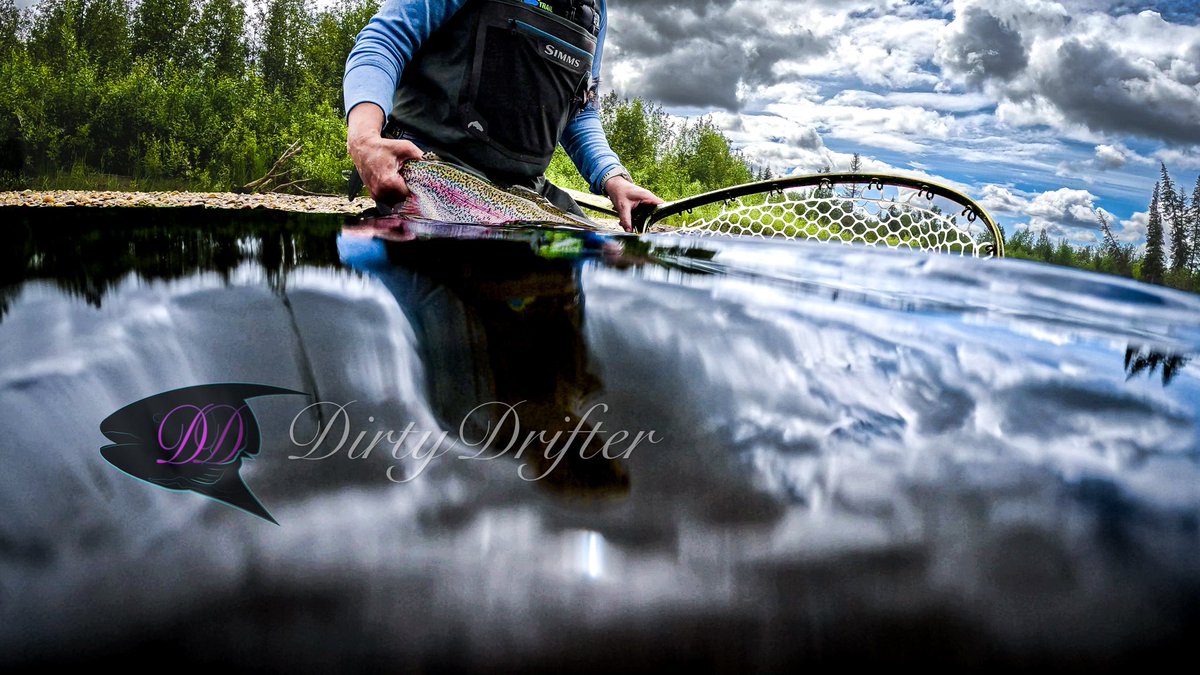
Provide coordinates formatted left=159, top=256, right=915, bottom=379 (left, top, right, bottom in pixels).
left=1094, top=144, right=1132, bottom=170
left=602, top=0, right=1198, bottom=244
left=980, top=184, right=1030, bottom=215
left=1119, top=211, right=1149, bottom=244
left=1152, top=147, right=1200, bottom=171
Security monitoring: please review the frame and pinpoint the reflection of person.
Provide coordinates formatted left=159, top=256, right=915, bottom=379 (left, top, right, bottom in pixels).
left=343, top=0, right=663, bottom=231
left=339, top=225, right=630, bottom=497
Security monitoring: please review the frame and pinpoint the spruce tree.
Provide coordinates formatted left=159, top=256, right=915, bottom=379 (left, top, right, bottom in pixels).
left=1099, top=211, right=1132, bottom=277
left=842, top=152, right=863, bottom=197
left=1143, top=181, right=1166, bottom=285
left=1034, top=228, right=1053, bottom=262
left=1160, top=163, right=1189, bottom=274
left=1190, top=175, right=1200, bottom=274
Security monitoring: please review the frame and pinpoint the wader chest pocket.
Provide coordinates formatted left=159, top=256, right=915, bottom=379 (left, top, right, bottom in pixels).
left=461, top=7, right=595, bottom=164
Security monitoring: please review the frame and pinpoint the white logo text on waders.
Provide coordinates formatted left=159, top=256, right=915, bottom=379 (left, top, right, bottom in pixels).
left=544, top=44, right=581, bottom=68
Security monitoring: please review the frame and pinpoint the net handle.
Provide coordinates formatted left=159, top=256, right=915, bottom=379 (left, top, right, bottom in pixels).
left=631, top=172, right=1005, bottom=257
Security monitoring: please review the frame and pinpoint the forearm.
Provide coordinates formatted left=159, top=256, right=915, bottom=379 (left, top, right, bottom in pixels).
left=560, top=103, right=627, bottom=195
left=347, top=104, right=387, bottom=151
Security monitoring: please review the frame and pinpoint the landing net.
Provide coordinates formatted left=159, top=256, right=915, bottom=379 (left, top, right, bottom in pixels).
left=648, top=176, right=1002, bottom=258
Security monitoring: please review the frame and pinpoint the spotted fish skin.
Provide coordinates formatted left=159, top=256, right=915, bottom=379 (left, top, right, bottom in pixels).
left=397, top=157, right=586, bottom=227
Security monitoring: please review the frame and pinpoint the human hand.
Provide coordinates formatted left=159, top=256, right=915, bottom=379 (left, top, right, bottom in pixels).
left=605, top=176, right=664, bottom=232
left=346, top=104, right=424, bottom=204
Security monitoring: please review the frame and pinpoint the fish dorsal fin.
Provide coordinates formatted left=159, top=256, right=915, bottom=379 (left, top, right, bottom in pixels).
left=506, top=185, right=561, bottom=212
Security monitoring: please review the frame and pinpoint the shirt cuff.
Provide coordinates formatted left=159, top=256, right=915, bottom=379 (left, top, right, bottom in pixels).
left=343, top=64, right=396, bottom=121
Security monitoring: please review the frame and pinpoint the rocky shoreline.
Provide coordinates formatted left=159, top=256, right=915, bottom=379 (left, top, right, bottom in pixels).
left=0, top=190, right=366, bottom=214
left=0, top=190, right=625, bottom=229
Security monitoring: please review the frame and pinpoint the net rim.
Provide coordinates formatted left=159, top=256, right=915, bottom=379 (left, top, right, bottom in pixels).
left=636, top=172, right=1004, bottom=258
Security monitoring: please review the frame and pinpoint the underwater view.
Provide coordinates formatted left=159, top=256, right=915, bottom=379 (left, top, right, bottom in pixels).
left=1, top=207, right=1198, bottom=670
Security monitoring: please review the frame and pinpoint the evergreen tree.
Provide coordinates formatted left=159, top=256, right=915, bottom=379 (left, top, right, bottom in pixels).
left=1190, top=175, right=1200, bottom=274
left=1161, top=163, right=1189, bottom=273
left=841, top=152, right=863, bottom=197
left=131, top=0, right=196, bottom=67
left=1034, top=228, right=1053, bottom=261
left=1143, top=181, right=1166, bottom=285
left=1099, top=211, right=1133, bottom=278
left=1052, top=238, right=1075, bottom=267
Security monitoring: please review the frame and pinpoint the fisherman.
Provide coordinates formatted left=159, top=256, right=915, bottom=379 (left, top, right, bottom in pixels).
left=344, top=0, right=663, bottom=231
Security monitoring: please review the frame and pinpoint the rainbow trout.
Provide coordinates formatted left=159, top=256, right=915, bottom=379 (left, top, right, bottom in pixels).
left=395, top=155, right=588, bottom=227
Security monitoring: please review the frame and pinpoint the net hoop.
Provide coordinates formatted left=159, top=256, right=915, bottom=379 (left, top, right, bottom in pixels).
left=641, top=173, right=1004, bottom=258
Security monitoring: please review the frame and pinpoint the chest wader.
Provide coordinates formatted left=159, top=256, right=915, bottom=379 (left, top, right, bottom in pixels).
left=356, top=0, right=601, bottom=219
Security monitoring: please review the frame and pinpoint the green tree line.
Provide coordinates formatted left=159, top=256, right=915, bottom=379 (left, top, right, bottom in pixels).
left=0, top=0, right=377, bottom=191
left=0, top=0, right=754, bottom=198
left=1005, top=163, right=1200, bottom=293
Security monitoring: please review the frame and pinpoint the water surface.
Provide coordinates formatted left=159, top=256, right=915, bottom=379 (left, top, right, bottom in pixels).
left=1, top=207, right=1198, bottom=669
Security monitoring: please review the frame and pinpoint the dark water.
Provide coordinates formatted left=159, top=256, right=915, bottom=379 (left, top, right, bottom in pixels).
left=1, top=207, right=1198, bottom=670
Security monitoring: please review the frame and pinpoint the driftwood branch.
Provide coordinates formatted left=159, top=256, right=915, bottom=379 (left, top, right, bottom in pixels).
left=271, top=178, right=312, bottom=192
left=242, top=140, right=302, bottom=193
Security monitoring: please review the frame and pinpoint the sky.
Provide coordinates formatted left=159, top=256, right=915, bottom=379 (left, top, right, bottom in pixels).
left=601, top=0, right=1200, bottom=246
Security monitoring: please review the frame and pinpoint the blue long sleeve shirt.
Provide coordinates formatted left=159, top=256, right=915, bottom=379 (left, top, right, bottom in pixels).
left=344, top=0, right=625, bottom=195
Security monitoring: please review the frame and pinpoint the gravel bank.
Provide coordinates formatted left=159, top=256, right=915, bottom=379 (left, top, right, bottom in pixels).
left=0, top=190, right=366, bottom=213
left=0, top=190, right=625, bottom=230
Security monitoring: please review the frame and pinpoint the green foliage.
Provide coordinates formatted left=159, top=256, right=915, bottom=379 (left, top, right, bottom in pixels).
left=302, top=0, right=379, bottom=114
left=258, top=0, right=309, bottom=94
left=190, top=0, right=248, bottom=77
left=1143, top=182, right=1166, bottom=285
left=588, top=92, right=753, bottom=201
left=82, top=0, right=132, bottom=73
left=3, top=0, right=365, bottom=193
left=0, top=0, right=19, bottom=52
left=131, top=0, right=195, bottom=67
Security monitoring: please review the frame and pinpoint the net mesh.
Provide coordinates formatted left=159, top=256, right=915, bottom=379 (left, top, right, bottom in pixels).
left=649, top=181, right=999, bottom=257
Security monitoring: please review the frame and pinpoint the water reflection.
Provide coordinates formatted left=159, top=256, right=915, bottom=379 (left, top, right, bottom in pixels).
left=0, top=207, right=343, bottom=315
left=1125, top=344, right=1189, bottom=386
left=339, top=219, right=634, bottom=497
left=0, top=209, right=1199, bottom=670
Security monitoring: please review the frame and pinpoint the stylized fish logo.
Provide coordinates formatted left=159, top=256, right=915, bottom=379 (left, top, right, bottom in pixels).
left=100, top=383, right=307, bottom=524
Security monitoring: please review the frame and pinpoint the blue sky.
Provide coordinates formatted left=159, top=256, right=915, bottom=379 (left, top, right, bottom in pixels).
left=605, top=0, right=1200, bottom=246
